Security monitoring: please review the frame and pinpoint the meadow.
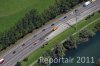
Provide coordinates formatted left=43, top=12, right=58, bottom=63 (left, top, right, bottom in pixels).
left=0, top=0, right=55, bottom=33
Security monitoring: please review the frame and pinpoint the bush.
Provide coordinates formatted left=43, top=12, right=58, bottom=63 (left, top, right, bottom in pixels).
left=23, top=57, right=28, bottom=62
left=91, top=13, right=95, bottom=16
left=85, top=15, right=91, bottom=20
left=98, top=10, right=100, bottom=13
left=85, top=13, right=95, bottom=20
left=15, top=62, right=21, bottom=66
left=0, top=0, right=85, bottom=51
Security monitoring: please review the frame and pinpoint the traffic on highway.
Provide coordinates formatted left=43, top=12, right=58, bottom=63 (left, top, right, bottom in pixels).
left=0, top=0, right=100, bottom=66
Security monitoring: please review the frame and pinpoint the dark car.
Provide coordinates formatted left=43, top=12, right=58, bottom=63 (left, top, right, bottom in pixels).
left=33, top=35, right=37, bottom=37
left=33, top=43, right=37, bottom=45
left=51, top=23, right=55, bottom=26
left=64, top=16, right=67, bottom=19
left=13, top=51, right=16, bottom=54
left=42, top=29, right=46, bottom=31
left=22, top=43, right=25, bottom=46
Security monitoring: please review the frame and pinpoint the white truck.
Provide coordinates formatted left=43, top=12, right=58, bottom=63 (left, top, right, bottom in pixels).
left=83, top=1, right=91, bottom=7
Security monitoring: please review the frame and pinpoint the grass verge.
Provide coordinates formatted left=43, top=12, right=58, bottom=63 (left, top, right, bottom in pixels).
left=21, top=12, right=100, bottom=66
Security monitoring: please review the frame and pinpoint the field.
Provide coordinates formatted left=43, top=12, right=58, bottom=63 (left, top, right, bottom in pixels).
left=20, top=12, right=100, bottom=66
left=0, top=0, right=55, bottom=33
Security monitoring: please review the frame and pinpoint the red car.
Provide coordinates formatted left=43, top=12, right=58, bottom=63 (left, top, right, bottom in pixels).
left=0, top=58, right=4, bottom=64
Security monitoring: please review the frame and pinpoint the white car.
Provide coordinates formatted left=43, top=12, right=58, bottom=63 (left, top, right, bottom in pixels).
left=83, top=1, right=91, bottom=7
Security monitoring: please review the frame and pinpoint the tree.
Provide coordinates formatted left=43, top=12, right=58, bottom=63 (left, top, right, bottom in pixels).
left=63, top=36, right=77, bottom=49
left=51, top=44, right=65, bottom=58
left=0, top=0, right=86, bottom=51
left=15, top=62, right=21, bottom=66
left=36, top=51, right=51, bottom=66
left=23, top=57, right=28, bottom=62
left=79, top=29, right=95, bottom=38
left=95, top=22, right=100, bottom=31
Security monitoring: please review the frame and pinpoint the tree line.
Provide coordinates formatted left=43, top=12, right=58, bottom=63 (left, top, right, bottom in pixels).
left=15, top=11, right=100, bottom=66
left=35, top=12, right=100, bottom=66
left=35, top=30, right=95, bottom=66
left=35, top=26, right=100, bottom=66
left=0, top=0, right=87, bottom=51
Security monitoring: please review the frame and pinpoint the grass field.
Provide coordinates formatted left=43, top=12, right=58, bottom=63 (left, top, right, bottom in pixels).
left=0, top=0, right=55, bottom=33
left=21, top=12, right=100, bottom=66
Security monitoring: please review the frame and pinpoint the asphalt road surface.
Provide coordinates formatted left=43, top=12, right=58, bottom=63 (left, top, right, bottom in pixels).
left=0, top=0, right=100, bottom=66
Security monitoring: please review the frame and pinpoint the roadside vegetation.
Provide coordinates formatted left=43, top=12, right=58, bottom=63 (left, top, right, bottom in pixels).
left=79, top=29, right=96, bottom=42
left=63, top=36, right=77, bottom=49
left=0, top=0, right=55, bottom=51
left=95, top=19, right=100, bottom=66
left=20, top=11, right=100, bottom=66
left=0, top=0, right=87, bottom=53
left=15, top=62, right=21, bottom=66
left=35, top=44, right=65, bottom=66
left=0, top=0, right=55, bottom=33
left=34, top=12, right=100, bottom=66
left=96, top=59, right=100, bottom=66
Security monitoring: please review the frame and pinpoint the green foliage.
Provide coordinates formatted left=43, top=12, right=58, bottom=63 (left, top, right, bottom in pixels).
left=0, top=0, right=55, bottom=33
left=21, top=12, right=100, bottom=66
left=15, top=62, right=21, bottom=66
left=0, top=0, right=84, bottom=51
left=63, top=36, right=77, bottom=49
left=36, top=44, right=65, bottom=66
left=79, top=29, right=95, bottom=39
left=98, top=10, right=100, bottom=13
left=85, top=13, right=95, bottom=20
left=51, top=44, right=65, bottom=58
left=23, top=57, right=28, bottom=62
left=95, top=22, right=100, bottom=31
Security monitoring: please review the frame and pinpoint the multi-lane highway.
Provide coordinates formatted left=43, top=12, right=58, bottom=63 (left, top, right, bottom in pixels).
left=0, top=0, right=100, bottom=66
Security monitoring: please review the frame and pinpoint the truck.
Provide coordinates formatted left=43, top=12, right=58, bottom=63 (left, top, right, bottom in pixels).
left=83, top=1, right=91, bottom=7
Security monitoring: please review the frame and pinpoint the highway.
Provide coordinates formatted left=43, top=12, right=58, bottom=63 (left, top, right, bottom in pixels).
left=0, top=0, right=100, bottom=66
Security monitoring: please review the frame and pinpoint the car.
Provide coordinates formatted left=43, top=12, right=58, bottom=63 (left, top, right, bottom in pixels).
left=39, top=38, right=42, bottom=40
left=51, top=23, right=55, bottom=26
left=0, top=58, right=4, bottom=64
left=33, top=35, right=37, bottom=37
left=52, top=26, right=58, bottom=31
left=33, top=43, right=37, bottom=45
left=83, top=1, right=91, bottom=7
left=42, top=29, right=46, bottom=31
left=75, top=9, right=78, bottom=12
left=13, top=51, right=16, bottom=54
left=22, top=43, right=25, bottom=46
left=64, top=16, right=67, bottom=19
